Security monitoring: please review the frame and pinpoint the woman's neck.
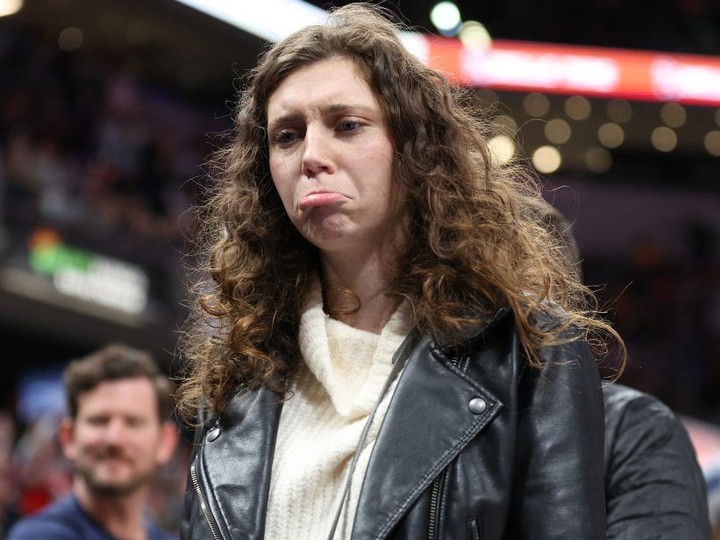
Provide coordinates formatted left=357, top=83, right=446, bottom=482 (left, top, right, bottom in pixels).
left=320, top=252, right=401, bottom=334
left=326, top=289, right=401, bottom=334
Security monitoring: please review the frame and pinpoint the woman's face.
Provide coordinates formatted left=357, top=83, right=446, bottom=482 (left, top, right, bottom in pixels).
left=266, top=56, right=402, bottom=257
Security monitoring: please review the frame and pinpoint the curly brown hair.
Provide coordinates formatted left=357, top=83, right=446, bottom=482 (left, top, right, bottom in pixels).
left=175, top=2, right=624, bottom=421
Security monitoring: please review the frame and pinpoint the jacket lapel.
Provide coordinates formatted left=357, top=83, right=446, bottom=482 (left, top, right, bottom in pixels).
left=198, top=387, right=282, bottom=539
left=352, top=336, right=502, bottom=539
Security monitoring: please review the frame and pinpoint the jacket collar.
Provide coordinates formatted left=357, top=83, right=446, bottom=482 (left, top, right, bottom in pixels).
left=351, top=333, right=503, bottom=538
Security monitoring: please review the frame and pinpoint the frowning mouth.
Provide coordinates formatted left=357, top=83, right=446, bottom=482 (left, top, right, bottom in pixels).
left=298, top=191, right=349, bottom=210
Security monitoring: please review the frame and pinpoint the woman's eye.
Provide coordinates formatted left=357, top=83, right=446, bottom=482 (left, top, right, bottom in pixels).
left=273, top=130, right=297, bottom=145
left=338, top=119, right=362, bottom=132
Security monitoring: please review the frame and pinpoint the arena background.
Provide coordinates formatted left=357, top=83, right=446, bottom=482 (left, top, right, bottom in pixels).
left=0, top=0, right=719, bottom=533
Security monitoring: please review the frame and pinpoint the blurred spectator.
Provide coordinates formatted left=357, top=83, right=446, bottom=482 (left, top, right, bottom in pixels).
left=531, top=195, right=712, bottom=538
left=0, top=411, right=18, bottom=534
left=6, top=343, right=179, bottom=540
left=11, top=414, right=72, bottom=519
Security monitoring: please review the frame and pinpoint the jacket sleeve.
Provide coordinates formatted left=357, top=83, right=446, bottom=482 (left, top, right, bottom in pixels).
left=603, top=384, right=712, bottom=540
left=511, top=337, right=607, bottom=539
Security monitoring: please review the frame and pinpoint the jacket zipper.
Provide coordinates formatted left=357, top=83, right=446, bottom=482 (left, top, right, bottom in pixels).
left=427, top=351, right=460, bottom=540
left=427, top=469, right=446, bottom=540
left=190, top=460, right=223, bottom=540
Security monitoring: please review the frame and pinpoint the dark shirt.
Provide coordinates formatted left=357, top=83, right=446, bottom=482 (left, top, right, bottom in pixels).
left=604, top=384, right=712, bottom=539
left=6, top=494, right=176, bottom=540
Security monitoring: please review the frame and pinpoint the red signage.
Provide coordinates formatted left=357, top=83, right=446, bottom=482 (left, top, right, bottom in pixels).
left=422, top=37, right=720, bottom=106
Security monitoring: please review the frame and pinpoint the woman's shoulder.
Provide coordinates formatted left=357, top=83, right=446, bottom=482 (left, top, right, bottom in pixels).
left=460, top=303, right=591, bottom=359
left=444, top=305, right=600, bottom=393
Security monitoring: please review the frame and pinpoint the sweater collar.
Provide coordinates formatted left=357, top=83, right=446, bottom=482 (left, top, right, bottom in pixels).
left=298, top=279, right=412, bottom=419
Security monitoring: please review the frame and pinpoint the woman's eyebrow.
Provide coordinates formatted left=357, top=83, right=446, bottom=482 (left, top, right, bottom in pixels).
left=323, top=103, right=375, bottom=115
left=267, top=112, right=302, bottom=133
left=268, top=103, right=377, bottom=132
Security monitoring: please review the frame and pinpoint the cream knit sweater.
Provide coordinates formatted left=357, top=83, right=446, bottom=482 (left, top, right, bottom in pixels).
left=264, top=284, right=411, bottom=540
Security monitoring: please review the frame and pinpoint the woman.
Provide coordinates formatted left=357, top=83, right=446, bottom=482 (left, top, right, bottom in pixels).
left=177, top=3, right=622, bottom=539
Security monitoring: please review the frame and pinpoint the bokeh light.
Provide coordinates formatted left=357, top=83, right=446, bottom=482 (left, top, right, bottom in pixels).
left=532, top=146, right=562, bottom=174
left=58, top=27, right=83, bottom=51
left=544, top=118, right=572, bottom=144
left=0, top=0, right=23, bottom=17
left=704, top=130, right=720, bottom=156
left=606, top=99, right=633, bottom=123
left=585, top=147, right=613, bottom=174
left=523, top=93, right=550, bottom=118
left=430, top=2, right=461, bottom=35
left=492, top=114, right=518, bottom=134
left=487, top=135, right=516, bottom=165
left=651, top=126, right=678, bottom=152
left=564, top=95, right=591, bottom=121
left=459, top=20, right=491, bottom=49
left=660, top=102, right=687, bottom=128
left=598, top=122, right=625, bottom=148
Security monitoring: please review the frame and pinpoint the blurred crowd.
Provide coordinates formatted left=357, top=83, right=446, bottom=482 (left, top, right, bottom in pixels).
left=585, top=229, right=720, bottom=424
left=0, top=19, right=213, bottom=536
left=0, top=7, right=719, bottom=538
left=0, top=19, right=222, bottom=295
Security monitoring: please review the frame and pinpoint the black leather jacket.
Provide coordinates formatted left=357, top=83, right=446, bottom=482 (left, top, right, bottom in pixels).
left=181, top=310, right=606, bottom=539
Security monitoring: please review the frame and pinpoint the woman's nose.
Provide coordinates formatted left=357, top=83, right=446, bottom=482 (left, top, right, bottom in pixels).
left=301, top=128, right=334, bottom=177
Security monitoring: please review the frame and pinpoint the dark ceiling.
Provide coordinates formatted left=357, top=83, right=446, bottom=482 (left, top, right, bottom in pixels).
left=308, top=0, right=720, bottom=56
left=12, top=0, right=265, bottom=102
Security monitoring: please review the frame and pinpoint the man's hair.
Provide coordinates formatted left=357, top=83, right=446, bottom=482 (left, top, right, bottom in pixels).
left=176, top=2, right=624, bottom=420
left=64, top=343, right=174, bottom=421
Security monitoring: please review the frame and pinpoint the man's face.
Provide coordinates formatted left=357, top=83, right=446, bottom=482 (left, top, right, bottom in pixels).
left=61, top=377, right=174, bottom=496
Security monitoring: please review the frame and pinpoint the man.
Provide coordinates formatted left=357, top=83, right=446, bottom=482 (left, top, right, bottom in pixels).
left=529, top=196, right=711, bottom=538
left=8, top=343, right=179, bottom=540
